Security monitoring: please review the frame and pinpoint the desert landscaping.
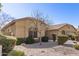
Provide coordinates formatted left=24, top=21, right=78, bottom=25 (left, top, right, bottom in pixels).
left=13, top=40, right=79, bottom=56
left=1, top=3, right=79, bottom=56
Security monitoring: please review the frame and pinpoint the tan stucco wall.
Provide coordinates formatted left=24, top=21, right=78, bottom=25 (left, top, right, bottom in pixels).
left=47, top=25, right=77, bottom=39
left=2, top=23, right=16, bottom=36
left=47, top=30, right=58, bottom=39
left=14, top=19, right=47, bottom=38
left=2, top=19, right=47, bottom=38
left=59, top=25, right=77, bottom=35
left=2, top=18, right=77, bottom=39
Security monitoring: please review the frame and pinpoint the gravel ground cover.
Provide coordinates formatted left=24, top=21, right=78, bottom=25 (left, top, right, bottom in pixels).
left=14, top=40, right=79, bottom=56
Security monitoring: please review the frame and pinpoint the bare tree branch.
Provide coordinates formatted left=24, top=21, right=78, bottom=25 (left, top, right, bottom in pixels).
left=0, top=3, right=15, bottom=30
left=31, top=9, right=50, bottom=45
left=0, top=3, right=2, bottom=12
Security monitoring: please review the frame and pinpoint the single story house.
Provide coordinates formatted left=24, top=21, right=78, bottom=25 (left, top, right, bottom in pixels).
left=1, top=17, right=77, bottom=40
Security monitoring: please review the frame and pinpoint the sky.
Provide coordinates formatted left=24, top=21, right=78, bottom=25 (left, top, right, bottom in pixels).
left=2, top=3, right=79, bottom=28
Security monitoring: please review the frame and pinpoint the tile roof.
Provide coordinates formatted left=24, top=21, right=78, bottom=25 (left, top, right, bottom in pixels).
left=48, top=23, right=76, bottom=31
left=1, top=17, right=47, bottom=30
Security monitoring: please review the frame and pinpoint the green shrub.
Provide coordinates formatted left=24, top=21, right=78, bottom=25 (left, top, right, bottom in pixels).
left=41, top=36, right=49, bottom=42
left=73, top=44, right=79, bottom=50
left=16, top=38, right=25, bottom=45
left=69, top=35, right=78, bottom=41
left=71, top=36, right=75, bottom=40
left=8, top=50, right=25, bottom=56
left=0, top=34, right=17, bottom=55
left=76, top=36, right=79, bottom=41
left=68, top=35, right=75, bottom=41
left=58, top=35, right=68, bottom=45
left=25, top=37, right=35, bottom=44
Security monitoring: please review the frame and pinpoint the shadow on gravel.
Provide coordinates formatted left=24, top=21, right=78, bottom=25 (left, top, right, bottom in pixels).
left=21, top=40, right=59, bottom=49
left=63, top=44, right=73, bottom=47
left=21, top=40, right=74, bottom=49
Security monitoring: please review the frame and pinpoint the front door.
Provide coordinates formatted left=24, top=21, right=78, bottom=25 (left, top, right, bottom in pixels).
left=52, top=34, right=56, bottom=42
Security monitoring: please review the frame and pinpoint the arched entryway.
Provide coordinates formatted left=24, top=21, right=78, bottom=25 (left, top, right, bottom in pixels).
left=28, top=26, right=38, bottom=38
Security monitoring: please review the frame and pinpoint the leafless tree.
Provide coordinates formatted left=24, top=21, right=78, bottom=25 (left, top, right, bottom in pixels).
left=0, top=3, right=14, bottom=30
left=0, top=3, right=2, bottom=12
left=31, top=10, right=50, bottom=45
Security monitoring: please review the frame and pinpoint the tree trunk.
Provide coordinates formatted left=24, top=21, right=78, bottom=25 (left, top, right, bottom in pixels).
left=39, top=31, right=42, bottom=45
left=39, top=37, right=42, bottom=45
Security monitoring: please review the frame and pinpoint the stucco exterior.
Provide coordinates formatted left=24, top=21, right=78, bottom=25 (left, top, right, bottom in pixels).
left=1, top=17, right=47, bottom=38
left=1, top=17, right=77, bottom=40
left=47, top=24, right=77, bottom=39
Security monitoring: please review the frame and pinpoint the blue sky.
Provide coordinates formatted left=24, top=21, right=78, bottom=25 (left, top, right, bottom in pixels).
left=2, top=3, right=79, bottom=28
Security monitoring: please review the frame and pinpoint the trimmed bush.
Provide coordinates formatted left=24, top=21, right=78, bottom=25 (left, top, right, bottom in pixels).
left=25, top=37, right=35, bottom=44
left=58, top=35, right=68, bottom=45
left=73, top=44, right=79, bottom=50
left=74, top=35, right=78, bottom=41
left=16, top=38, right=25, bottom=45
left=68, top=35, right=75, bottom=41
left=41, top=36, right=49, bottom=42
left=74, top=44, right=79, bottom=50
left=69, top=34, right=78, bottom=41
left=0, top=34, right=17, bottom=55
left=71, top=36, right=75, bottom=41
left=8, top=50, right=25, bottom=56
left=76, top=36, right=79, bottom=41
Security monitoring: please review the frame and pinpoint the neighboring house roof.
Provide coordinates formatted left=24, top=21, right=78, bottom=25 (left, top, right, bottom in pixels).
left=48, top=23, right=77, bottom=31
left=1, top=17, right=48, bottom=31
